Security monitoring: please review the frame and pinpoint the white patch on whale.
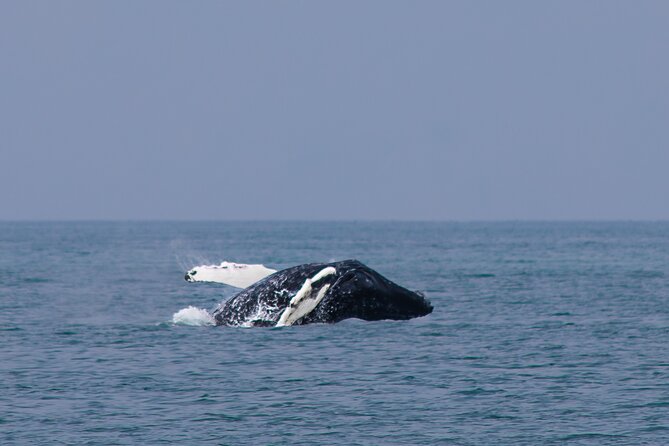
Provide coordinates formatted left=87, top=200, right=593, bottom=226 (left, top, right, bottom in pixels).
left=239, top=302, right=282, bottom=328
left=185, top=261, right=276, bottom=288
left=276, top=267, right=336, bottom=327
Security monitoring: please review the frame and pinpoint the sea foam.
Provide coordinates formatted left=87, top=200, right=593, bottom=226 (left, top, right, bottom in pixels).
left=172, top=306, right=215, bottom=326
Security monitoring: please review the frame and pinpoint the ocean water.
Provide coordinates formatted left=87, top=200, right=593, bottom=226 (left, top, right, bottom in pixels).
left=1, top=221, right=668, bottom=445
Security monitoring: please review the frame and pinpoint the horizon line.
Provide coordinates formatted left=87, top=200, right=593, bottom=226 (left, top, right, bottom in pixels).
left=1, top=218, right=668, bottom=224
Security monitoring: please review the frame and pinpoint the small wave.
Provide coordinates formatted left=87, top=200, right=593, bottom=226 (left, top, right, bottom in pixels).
left=172, top=306, right=215, bottom=326
left=23, top=277, right=51, bottom=283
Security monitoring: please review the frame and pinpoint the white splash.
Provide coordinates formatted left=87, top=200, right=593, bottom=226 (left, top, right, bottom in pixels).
left=172, top=306, right=215, bottom=326
left=238, top=303, right=282, bottom=328
left=276, top=267, right=336, bottom=327
left=185, top=261, right=276, bottom=288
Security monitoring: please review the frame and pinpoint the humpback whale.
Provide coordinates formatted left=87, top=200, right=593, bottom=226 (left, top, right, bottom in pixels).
left=188, top=259, right=433, bottom=327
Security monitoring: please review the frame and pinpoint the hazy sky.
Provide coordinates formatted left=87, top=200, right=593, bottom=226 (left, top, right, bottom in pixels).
left=1, top=1, right=667, bottom=220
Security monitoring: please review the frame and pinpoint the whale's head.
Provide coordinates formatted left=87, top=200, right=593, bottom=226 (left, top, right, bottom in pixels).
left=319, top=261, right=433, bottom=322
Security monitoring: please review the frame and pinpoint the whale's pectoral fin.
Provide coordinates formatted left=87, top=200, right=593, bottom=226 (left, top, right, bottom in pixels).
left=276, top=267, right=336, bottom=327
left=184, top=261, right=277, bottom=288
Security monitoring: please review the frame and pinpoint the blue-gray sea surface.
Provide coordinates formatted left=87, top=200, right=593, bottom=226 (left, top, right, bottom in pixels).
left=1, top=222, right=668, bottom=445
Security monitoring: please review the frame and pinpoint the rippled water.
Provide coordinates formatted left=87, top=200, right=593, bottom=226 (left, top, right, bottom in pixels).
left=1, top=222, right=668, bottom=444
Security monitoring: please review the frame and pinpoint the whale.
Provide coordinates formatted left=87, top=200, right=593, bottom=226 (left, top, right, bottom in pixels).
left=195, top=259, right=433, bottom=327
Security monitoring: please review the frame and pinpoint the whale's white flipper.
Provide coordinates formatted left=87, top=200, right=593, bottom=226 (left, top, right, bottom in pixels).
left=276, top=267, right=336, bottom=327
left=185, top=262, right=277, bottom=288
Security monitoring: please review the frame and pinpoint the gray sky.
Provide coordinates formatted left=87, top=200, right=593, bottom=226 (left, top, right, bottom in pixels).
left=1, top=1, right=668, bottom=220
